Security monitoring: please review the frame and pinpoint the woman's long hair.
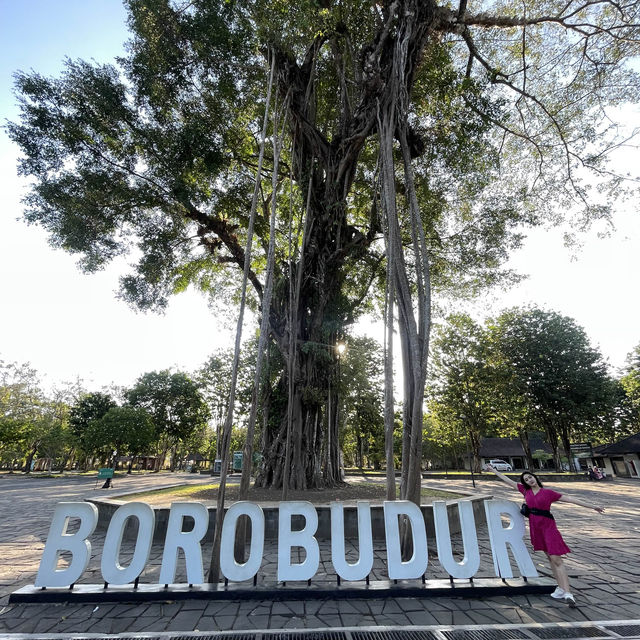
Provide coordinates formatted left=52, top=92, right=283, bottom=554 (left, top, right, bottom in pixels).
left=519, top=470, right=544, bottom=488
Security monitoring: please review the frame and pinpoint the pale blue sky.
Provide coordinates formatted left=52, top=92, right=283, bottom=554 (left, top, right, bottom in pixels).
left=0, top=1, right=128, bottom=116
left=0, top=1, right=229, bottom=391
left=1, top=1, right=639, bottom=392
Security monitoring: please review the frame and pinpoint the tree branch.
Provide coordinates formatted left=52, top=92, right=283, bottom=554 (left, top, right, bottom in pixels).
left=182, top=202, right=264, bottom=298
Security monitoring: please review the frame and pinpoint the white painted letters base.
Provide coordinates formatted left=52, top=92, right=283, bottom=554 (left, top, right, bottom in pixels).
left=12, top=498, right=553, bottom=603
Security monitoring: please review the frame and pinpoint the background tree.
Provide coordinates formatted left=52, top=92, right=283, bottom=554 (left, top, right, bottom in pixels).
left=35, top=392, right=74, bottom=473
left=0, top=360, right=51, bottom=472
left=621, top=343, right=640, bottom=427
left=196, top=351, right=233, bottom=461
left=8, top=0, right=639, bottom=495
left=69, top=391, right=117, bottom=468
left=428, top=315, right=493, bottom=472
left=48, top=380, right=87, bottom=472
left=422, top=413, right=449, bottom=471
left=85, top=405, right=155, bottom=470
left=488, top=308, right=612, bottom=471
left=338, top=336, right=385, bottom=469
left=126, top=370, right=210, bottom=471
left=424, top=409, right=466, bottom=471
left=572, top=376, right=636, bottom=445
left=196, top=344, right=256, bottom=460
left=484, top=320, right=541, bottom=469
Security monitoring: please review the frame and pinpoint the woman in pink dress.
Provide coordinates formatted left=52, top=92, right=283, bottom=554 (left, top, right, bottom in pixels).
left=489, top=466, right=605, bottom=607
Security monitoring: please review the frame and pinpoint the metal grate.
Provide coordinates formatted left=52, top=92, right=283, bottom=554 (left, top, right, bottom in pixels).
left=265, top=633, right=348, bottom=640
left=442, top=629, right=530, bottom=640
left=43, top=636, right=256, bottom=640
left=603, top=626, right=640, bottom=637
left=171, top=635, right=257, bottom=640
left=529, top=628, right=611, bottom=639
left=352, top=631, right=440, bottom=640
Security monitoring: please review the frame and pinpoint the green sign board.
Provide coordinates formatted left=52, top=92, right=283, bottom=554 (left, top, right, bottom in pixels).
left=97, top=468, right=114, bottom=479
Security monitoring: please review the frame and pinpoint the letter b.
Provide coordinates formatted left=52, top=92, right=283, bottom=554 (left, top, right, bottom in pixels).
left=35, top=502, right=98, bottom=588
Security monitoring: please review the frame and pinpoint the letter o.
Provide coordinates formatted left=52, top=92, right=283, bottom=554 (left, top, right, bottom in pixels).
left=101, top=502, right=155, bottom=585
left=220, top=502, right=265, bottom=582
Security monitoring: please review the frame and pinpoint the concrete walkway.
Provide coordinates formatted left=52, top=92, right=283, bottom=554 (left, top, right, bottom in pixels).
left=1, top=472, right=639, bottom=637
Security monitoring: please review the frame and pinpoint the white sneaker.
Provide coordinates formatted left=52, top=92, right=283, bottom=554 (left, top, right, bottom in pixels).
left=550, top=587, right=566, bottom=599
left=564, top=593, right=577, bottom=608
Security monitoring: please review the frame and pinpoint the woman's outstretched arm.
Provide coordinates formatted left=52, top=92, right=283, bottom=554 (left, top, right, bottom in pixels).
left=558, top=494, right=605, bottom=513
left=487, top=465, right=519, bottom=490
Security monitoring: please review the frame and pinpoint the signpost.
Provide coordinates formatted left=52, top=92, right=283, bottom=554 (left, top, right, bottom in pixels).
left=569, top=443, right=593, bottom=472
left=569, top=442, right=593, bottom=455
left=95, top=468, right=114, bottom=489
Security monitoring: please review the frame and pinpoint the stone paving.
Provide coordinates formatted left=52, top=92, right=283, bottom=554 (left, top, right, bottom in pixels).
left=0, top=472, right=639, bottom=637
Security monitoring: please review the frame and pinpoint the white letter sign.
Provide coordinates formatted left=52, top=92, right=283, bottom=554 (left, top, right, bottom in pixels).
left=277, top=501, right=319, bottom=582
left=330, top=501, right=374, bottom=581
left=159, top=502, right=209, bottom=585
left=101, top=502, right=155, bottom=585
left=35, top=502, right=98, bottom=588
left=484, top=500, right=538, bottom=578
left=383, top=501, right=428, bottom=580
left=433, top=500, right=480, bottom=579
left=33, top=497, right=541, bottom=592
left=220, top=502, right=265, bottom=582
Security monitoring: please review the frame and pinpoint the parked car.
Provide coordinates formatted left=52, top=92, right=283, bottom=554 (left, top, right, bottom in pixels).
left=482, top=459, right=513, bottom=472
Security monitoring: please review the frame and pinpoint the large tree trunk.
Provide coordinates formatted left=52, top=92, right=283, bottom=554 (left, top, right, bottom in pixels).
left=252, top=158, right=361, bottom=489
left=518, top=429, right=535, bottom=470
left=559, top=427, right=575, bottom=473
left=23, top=441, right=39, bottom=474
left=254, top=1, right=438, bottom=491
left=256, top=348, right=343, bottom=489
left=469, top=429, right=482, bottom=474
left=547, top=434, right=562, bottom=471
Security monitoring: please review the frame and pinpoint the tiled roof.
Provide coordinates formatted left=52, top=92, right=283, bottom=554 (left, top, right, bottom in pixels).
left=479, top=436, right=553, bottom=457
left=595, top=432, right=640, bottom=455
left=186, top=452, right=208, bottom=461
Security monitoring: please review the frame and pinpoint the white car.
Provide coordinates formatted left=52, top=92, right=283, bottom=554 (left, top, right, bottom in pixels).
left=483, top=459, right=513, bottom=472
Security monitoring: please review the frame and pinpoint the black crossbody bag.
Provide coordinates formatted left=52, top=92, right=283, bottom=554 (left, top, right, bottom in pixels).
left=520, top=503, right=554, bottom=519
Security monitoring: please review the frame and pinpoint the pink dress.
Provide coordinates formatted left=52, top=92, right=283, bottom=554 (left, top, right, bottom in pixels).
left=518, top=483, right=571, bottom=555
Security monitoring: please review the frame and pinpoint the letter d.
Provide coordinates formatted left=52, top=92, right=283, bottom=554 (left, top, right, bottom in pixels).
left=35, top=502, right=98, bottom=588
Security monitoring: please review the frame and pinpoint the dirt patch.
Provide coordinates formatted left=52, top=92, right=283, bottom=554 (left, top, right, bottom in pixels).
left=120, top=480, right=463, bottom=506
left=190, top=482, right=390, bottom=505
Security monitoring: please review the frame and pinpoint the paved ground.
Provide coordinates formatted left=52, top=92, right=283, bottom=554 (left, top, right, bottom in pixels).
left=0, top=472, right=639, bottom=637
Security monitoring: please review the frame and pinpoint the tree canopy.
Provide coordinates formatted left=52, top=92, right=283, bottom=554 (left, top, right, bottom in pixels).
left=622, top=344, right=640, bottom=409
left=428, top=314, right=494, bottom=472
left=69, top=392, right=117, bottom=448
left=8, top=0, right=640, bottom=492
left=126, top=369, right=210, bottom=470
left=428, top=308, right=623, bottom=471
left=85, top=405, right=156, bottom=465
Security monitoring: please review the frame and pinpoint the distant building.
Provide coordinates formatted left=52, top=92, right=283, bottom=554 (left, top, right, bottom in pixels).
left=477, top=436, right=554, bottom=471
left=594, top=433, right=640, bottom=479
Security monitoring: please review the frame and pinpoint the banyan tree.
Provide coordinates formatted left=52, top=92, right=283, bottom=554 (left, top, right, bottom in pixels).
left=9, top=0, right=639, bottom=509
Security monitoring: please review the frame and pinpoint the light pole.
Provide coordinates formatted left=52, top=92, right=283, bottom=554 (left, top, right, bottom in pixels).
left=336, top=342, right=346, bottom=479
left=469, top=436, right=476, bottom=488
left=461, top=414, right=476, bottom=489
